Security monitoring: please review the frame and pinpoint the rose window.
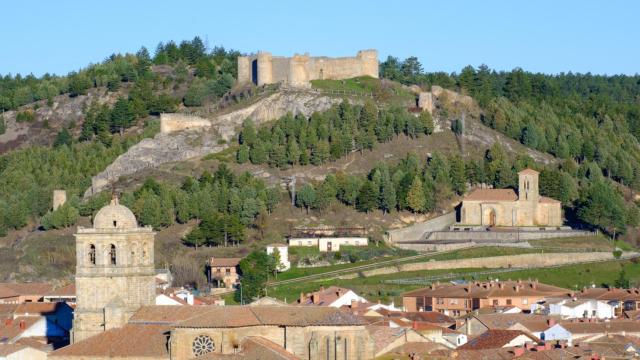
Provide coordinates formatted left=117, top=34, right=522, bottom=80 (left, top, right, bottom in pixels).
left=192, top=335, right=215, bottom=356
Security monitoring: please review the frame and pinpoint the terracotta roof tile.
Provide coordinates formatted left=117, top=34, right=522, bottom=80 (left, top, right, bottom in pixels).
left=458, top=329, right=538, bottom=350
left=0, top=316, right=40, bottom=341
left=0, top=283, right=53, bottom=298
left=403, top=281, right=569, bottom=299
left=208, top=258, right=242, bottom=267
left=463, top=189, right=518, bottom=202
left=298, top=286, right=355, bottom=306
left=519, top=168, right=539, bottom=175
left=45, top=284, right=75, bottom=297
left=50, top=324, right=170, bottom=358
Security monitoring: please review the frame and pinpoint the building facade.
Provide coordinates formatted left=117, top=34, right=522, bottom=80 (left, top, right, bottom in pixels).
left=237, top=50, right=378, bottom=87
left=459, top=169, right=562, bottom=227
left=72, top=197, right=156, bottom=343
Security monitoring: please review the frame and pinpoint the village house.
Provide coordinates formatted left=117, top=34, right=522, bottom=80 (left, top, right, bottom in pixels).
left=42, top=284, right=76, bottom=305
left=207, top=257, right=241, bottom=289
left=266, top=244, right=291, bottom=271
left=288, top=236, right=369, bottom=252
left=543, top=297, right=617, bottom=319
left=575, top=287, right=640, bottom=317
left=559, top=319, right=640, bottom=344
left=458, top=329, right=540, bottom=350
left=298, top=286, right=368, bottom=307
left=0, top=283, right=53, bottom=304
left=403, top=280, right=569, bottom=316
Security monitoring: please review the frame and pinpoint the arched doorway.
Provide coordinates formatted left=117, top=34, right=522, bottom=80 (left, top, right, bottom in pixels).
left=489, top=209, right=496, bottom=227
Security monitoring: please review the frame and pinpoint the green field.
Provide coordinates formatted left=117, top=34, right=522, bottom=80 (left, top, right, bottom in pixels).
left=237, top=258, right=640, bottom=306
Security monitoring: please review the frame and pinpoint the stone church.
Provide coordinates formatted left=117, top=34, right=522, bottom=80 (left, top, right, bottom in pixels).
left=459, top=168, right=562, bottom=227
left=71, top=196, right=156, bottom=343
left=54, top=198, right=376, bottom=359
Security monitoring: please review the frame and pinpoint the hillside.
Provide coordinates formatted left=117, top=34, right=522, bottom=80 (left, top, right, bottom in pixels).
left=2, top=43, right=640, bottom=286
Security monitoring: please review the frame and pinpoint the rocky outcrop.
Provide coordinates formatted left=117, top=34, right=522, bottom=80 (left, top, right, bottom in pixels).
left=84, top=90, right=342, bottom=197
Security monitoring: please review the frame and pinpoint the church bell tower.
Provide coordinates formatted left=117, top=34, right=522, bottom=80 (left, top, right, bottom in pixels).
left=72, top=196, right=156, bottom=343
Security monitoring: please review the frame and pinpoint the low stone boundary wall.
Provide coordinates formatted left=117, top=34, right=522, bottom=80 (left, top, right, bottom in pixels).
left=339, top=252, right=636, bottom=279
left=386, top=212, right=456, bottom=243
left=426, top=230, right=592, bottom=242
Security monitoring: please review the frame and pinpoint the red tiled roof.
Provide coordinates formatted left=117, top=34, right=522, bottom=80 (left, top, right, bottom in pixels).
left=208, top=258, right=242, bottom=267
left=458, top=329, right=539, bottom=350
left=518, top=168, right=539, bottom=175
left=193, top=336, right=300, bottom=360
left=403, top=280, right=569, bottom=299
left=298, top=286, right=355, bottom=306
left=0, top=283, right=53, bottom=298
left=46, top=284, right=75, bottom=297
left=539, top=196, right=561, bottom=204
left=15, top=302, right=63, bottom=315
left=50, top=324, right=171, bottom=358
left=0, top=316, right=40, bottom=341
left=463, top=189, right=518, bottom=202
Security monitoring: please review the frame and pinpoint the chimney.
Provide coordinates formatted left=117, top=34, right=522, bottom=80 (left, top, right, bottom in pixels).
left=351, top=299, right=358, bottom=309
left=548, top=318, right=556, bottom=327
left=313, top=293, right=320, bottom=304
left=412, top=320, right=418, bottom=330
left=4, top=318, right=12, bottom=326
left=499, top=283, right=504, bottom=289
left=515, top=285, right=520, bottom=293
left=430, top=284, right=436, bottom=290
left=19, top=320, right=25, bottom=330
left=544, top=342, right=552, bottom=350
left=320, top=286, right=325, bottom=292
left=299, top=292, right=305, bottom=304
left=531, top=282, right=537, bottom=290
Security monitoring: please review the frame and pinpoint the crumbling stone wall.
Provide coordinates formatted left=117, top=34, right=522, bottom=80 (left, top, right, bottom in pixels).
left=160, top=113, right=211, bottom=134
left=238, top=50, right=379, bottom=87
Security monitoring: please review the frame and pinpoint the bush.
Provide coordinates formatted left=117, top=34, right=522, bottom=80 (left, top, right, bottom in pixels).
left=16, top=110, right=36, bottom=123
left=0, top=116, right=5, bottom=135
left=613, top=250, right=623, bottom=259
left=41, top=203, right=79, bottom=230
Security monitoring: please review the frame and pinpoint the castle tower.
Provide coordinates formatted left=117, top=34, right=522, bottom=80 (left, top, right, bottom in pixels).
left=72, top=196, right=156, bottom=343
left=256, top=51, right=273, bottom=86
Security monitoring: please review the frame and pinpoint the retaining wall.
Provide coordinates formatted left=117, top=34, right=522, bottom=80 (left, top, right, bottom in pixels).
left=342, top=252, right=634, bottom=279
left=386, top=212, right=456, bottom=243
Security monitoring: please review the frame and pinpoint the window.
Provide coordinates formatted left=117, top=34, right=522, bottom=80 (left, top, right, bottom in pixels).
left=113, top=220, right=117, bottom=227
left=493, top=299, right=499, bottom=306
left=89, top=244, right=96, bottom=265
left=225, top=268, right=231, bottom=275
left=192, top=335, right=215, bottom=356
left=436, top=298, right=444, bottom=305
left=110, top=244, right=117, bottom=265
left=506, top=299, right=512, bottom=306
left=450, top=298, right=458, bottom=305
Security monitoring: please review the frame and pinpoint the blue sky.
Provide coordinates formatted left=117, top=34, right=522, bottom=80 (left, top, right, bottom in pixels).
left=1, top=0, right=638, bottom=77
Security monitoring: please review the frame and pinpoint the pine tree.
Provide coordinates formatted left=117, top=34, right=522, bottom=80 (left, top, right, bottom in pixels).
left=407, top=176, right=426, bottom=213
left=449, top=155, right=467, bottom=195
left=237, top=144, right=249, bottom=164
left=296, top=184, right=316, bottom=214
left=356, top=181, right=378, bottom=213
left=286, top=139, right=300, bottom=166
left=420, top=111, right=434, bottom=135
left=380, top=177, right=397, bottom=214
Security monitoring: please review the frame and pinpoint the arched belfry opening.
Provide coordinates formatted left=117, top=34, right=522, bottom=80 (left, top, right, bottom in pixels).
left=110, top=244, right=117, bottom=265
left=89, top=244, right=96, bottom=265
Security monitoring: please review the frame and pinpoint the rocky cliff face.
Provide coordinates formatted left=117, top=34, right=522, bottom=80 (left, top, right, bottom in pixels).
left=84, top=90, right=343, bottom=197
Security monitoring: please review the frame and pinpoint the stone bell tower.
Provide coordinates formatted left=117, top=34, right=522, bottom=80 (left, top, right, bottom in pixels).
left=72, top=196, right=156, bottom=343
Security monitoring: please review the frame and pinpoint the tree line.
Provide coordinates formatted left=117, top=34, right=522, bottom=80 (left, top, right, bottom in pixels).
left=0, top=36, right=239, bottom=111
left=236, top=100, right=434, bottom=168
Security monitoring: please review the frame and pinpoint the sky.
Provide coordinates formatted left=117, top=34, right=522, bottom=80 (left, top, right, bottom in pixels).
left=1, top=0, right=638, bottom=77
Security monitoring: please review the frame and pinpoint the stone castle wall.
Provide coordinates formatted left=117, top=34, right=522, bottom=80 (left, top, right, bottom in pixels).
left=237, top=50, right=379, bottom=87
left=53, top=189, right=67, bottom=210
left=160, top=113, right=211, bottom=134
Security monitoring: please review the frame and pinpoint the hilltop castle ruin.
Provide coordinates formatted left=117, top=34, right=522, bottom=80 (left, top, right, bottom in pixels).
left=237, top=49, right=378, bottom=87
